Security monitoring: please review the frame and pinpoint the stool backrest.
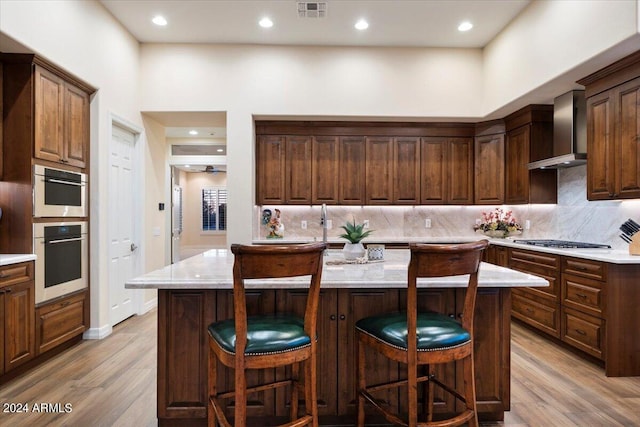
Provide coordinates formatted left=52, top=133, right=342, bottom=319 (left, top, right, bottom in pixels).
left=407, top=240, right=489, bottom=353
left=230, top=242, right=327, bottom=354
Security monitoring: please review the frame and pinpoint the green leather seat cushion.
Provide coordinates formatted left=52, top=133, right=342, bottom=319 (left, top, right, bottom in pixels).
left=355, top=311, right=470, bottom=351
left=208, top=314, right=310, bottom=355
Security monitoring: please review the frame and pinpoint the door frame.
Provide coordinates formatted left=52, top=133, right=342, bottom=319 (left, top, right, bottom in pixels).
left=107, top=113, right=147, bottom=317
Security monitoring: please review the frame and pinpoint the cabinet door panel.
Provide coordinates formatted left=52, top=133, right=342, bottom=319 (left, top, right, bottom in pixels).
left=64, top=83, right=89, bottom=168
left=339, top=137, right=365, bottom=204
left=448, top=138, right=474, bottom=204
left=257, top=136, right=286, bottom=204
left=157, top=290, right=216, bottom=420
left=285, top=136, right=312, bottom=204
left=421, top=137, right=447, bottom=204
left=276, top=289, right=338, bottom=416
left=4, top=281, right=35, bottom=372
left=474, top=134, right=505, bottom=204
left=365, top=137, right=394, bottom=204
left=505, top=126, right=530, bottom=204
left=338, top=289, right=399, bottom=415
left=616, top=78, right=640, bottom=198
left=393, top=137, right=420, bottom=204
left=587, top=92, right=616, bottom=200
left=34, top=66, right=65, bottom=163
left=312, top=136, right=339, bottom=204
left=459, top=288, right=510, bottom=417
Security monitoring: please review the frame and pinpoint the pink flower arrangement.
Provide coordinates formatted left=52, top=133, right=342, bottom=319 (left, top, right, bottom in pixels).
left=473, top=208, right=523, bottom=235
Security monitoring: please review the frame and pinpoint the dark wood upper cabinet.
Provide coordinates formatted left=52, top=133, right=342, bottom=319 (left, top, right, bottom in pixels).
left=504, top=106, right=556, bottom=204
left=256, top=135, right=286, bottom=204
left=33, top=65, right=89, bottom=168
left=579, top=51, right=640, bottom=201
left=365, top=136, right=394, bottom=204
left=285, top=136, right=312, bottom=204
left=312, top=136, right=340, bottom=204
left=339, top=136, right=366, bottom=205
left=474, top=133, right=505, bottom=205
left=393, top=137, right=420, bottom=204
left=421, top=137, right=473, bottom=205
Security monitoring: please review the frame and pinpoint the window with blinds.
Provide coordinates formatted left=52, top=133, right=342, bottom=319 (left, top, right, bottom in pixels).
left=202, top=187, right=227, bottom=231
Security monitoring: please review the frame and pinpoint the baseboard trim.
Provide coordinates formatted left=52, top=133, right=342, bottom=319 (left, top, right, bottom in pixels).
left=83, top=323, right=113, bottom=340
left=139, top=297, right=158, bottom=315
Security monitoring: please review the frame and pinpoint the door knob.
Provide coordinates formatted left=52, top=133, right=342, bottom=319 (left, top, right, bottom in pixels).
left=131, top=243, right=138, bottom=252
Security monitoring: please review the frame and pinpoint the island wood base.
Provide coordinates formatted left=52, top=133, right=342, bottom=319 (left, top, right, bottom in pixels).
left=156, top=287, right=511, bottom=426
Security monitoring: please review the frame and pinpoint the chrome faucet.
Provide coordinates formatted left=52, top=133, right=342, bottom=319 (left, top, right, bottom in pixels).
left=320, top=203, right=328, bottom=254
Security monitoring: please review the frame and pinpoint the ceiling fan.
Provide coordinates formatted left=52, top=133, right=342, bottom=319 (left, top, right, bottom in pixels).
left=199, top=165, right=226, bottom=174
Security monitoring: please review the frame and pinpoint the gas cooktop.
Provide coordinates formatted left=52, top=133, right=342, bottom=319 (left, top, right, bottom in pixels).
left=513, top=239, right=611, bottom=249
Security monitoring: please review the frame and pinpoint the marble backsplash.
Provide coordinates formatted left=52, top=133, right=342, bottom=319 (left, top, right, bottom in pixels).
left=255, top=165, right=640, bottom=250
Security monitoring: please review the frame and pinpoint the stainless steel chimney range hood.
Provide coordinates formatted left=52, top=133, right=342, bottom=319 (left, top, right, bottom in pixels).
left=528, top=90, right=586, bottom=170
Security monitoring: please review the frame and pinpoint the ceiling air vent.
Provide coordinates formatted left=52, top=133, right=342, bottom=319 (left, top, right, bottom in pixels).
left=297, top=2, right=327, bottom=18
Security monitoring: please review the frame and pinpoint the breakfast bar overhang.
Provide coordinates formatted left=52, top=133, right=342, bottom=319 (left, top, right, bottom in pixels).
left=126, top=248, right=548, bottom=426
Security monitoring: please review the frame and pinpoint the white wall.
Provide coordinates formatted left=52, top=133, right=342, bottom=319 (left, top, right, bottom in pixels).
left=181, top=172, right=227, bottom=248
left=483, top=0, right=640, bottom=117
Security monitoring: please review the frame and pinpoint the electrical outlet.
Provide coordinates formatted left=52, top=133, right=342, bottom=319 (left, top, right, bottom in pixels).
left=525, top=220, right=531, bottom=230
left=425, top=219, right=432, bottom=229
left=301, top=220, right=307, bottom=229
left=363, top=219, right=370, bottom=229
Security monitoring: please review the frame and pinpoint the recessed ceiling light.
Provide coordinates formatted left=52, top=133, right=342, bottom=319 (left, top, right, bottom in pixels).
left=355, top=19, right=369, bottom=30
left=189, top=130, right=198, bottom=135
left=152, top=15, right=168, bottom=26
left=185, top=165, right=191, bottom=168
left=217, top=148, right=224, bottom=153
left=458, top=21, right=473, bottom=32
left=259, top=17, right=273, bottom=28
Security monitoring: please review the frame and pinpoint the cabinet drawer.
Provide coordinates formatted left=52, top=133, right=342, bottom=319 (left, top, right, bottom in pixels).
left=510, top=274, right=558, bottom=302
left=562, top=307, right=604, bottom=360
left=562, top=273, right=604, bottom=317
left=563, top=257, right=606, bottom=281
left=0, top=262, right=33, bottom=288
left=512, top=293, right=560, bottom=338
left=36, top=292, right=86, bottom=355
left=510, top=249, right=560, bottom=270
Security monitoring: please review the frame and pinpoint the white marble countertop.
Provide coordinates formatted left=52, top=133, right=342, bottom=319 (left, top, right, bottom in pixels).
left=0, top=254, right=36, bottom=266
left=126, top=248, right=548, bottom=290
left=253, top=236, right=640, bottom=264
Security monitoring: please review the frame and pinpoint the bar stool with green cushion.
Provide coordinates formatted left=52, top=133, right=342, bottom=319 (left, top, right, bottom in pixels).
left=207, top=242, right=327, bottom=427
left=356, top=240, right=489, bottom=427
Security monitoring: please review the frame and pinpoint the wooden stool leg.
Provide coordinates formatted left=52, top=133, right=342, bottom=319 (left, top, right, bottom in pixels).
left=234, top=358, right=247, bottom=427
left=463, top=354, right=478, bottom=427
left=291, top=362, right=300, bottom=422
left=208, top=345, right=218, bottom=427
left=305, top=348, right=319, bottom=426
left=357, top=335, right=366, bottom=427
left=426, top=364, right=434, bottom=423
left=407, top=355, right=418, bottom=427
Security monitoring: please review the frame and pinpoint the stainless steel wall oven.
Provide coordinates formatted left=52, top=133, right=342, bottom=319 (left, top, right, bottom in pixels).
left=34, top=221, right=88, bottom=304
left=34, top=165, right=87, bottom=218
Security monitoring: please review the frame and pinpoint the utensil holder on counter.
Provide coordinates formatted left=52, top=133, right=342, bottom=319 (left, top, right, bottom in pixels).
left=630, top=234, right=640, bottom=256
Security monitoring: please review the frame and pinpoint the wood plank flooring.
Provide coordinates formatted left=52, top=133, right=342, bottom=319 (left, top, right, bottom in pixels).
left=1, top=309, right=638, bottom=426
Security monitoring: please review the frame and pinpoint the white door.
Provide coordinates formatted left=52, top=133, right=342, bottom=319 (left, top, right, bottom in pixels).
left=109, top=124, right=138, bottom=326
left=171, top=183, right=183, bottom=263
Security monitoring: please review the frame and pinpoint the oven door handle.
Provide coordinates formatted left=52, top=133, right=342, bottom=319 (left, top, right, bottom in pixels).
left=43, top=178, right=85, bottom=187
left=44, top=237, right=85, bottom=244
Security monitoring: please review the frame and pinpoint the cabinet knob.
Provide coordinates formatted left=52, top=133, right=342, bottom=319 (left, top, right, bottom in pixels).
left=330, top=315, right=336, bottom=321
left=339, top=314, right=346, bottom=321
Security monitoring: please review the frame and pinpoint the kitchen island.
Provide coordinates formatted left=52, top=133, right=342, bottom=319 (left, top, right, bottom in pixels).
left=127, top=248, right=548, bottom=426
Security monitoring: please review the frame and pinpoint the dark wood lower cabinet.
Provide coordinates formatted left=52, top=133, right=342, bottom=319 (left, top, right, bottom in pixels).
left=157, top=287, right=512, bottom=426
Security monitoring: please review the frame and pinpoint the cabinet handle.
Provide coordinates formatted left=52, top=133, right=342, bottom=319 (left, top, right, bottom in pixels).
left=525, top=308, right=534, bottom=313
left=576, top=293, right=587, bottom=299
left=339, top=314, right=346, bottom=321
left=61, top=301, right=71, bottom=307
left=330, top=315, right=336, bottom=321
left=575, top=329, right=587, bottom=336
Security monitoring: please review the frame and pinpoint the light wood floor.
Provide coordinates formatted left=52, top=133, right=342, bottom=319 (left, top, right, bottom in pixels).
left=1, top=309, right=638, bottom=427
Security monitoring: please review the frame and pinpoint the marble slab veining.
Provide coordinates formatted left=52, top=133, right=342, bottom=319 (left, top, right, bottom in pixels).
left=126, top=249, right=548, bottom=290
